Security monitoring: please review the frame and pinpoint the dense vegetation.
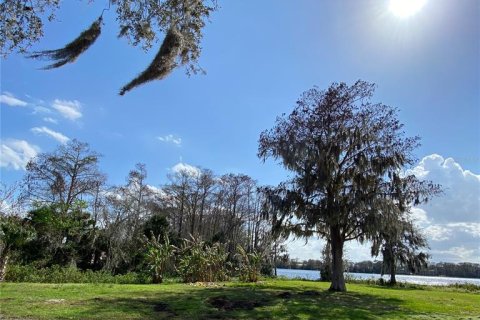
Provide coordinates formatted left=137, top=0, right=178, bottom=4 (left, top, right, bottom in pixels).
left=0, top=140, right=280, bottom=284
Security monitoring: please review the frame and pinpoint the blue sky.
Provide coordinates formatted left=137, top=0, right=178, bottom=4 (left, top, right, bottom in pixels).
left=1, top=0, right=479, bottom=262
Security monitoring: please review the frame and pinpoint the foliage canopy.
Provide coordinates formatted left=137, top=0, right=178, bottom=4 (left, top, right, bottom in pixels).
left=259, top=80, right=438, bottom=291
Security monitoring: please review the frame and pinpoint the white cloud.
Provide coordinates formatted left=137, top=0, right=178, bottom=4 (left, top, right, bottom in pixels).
left=171, top=162, right=201, bottom=177
left=0, top=139, right=39, bottom=170
left=31, top=126, right=70, bottom=144
left=345, top=241, right=376, bottom=262
left=43, top=117, right=58, bottom=124
left=410, top=154, right=479, bottom=262
left=147, top=185, right=169, bottom=200
left=52, top=99, right=82, bottom=120
left=147, top=184, right=163, bottom=194
left=0, top=92, right=28, bottom=107
left=286, top=236, right=324, bottom=261
left=32, top=106, right=52, bottom=114
left=158, top=134, right=182, bottom=146
left=430, top=247, right=479, bottom=263
left=286, top=154, right=480, bottom=263
left=424, top=225, right=451, bottom=241
left=410, top=207, right=430, bottom=224
left=446, top=222, right=480, bottom=238
left=411, top=154, right=479, bottom=223
left=286, top=237, right=375, bottom=262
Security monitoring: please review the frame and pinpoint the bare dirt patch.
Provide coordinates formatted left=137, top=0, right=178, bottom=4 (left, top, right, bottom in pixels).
left=207, top=296, right=264, bottom=311
left=277, top=291, right=292, bottom=299
left=153, top=301, right=177, bottom=316
left=300, top=290, right=321, bottom=296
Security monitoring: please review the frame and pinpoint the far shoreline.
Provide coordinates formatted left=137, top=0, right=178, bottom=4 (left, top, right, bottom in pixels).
left=276, top=268, right=480, bottom=285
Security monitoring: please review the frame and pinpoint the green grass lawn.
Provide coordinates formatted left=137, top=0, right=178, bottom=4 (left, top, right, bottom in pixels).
left=1, top=280, right=479, bottom=319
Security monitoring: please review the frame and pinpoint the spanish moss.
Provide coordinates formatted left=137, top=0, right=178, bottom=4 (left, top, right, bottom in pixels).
left=27, top=16, right=103, bottom=69
left=119, top=26, right=183, bottom=95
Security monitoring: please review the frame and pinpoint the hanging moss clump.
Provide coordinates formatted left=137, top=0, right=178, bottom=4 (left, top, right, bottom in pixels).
left=119, top=26, right=183, bottom=95
left=27, top=16, right=103, bottom=69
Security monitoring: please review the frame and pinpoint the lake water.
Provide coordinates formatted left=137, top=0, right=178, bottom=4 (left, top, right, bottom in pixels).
left=276, top=268, right=480, bottom=286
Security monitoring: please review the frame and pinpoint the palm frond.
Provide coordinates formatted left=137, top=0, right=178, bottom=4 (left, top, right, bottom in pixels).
left=27, top=16, right=103, bottom=69
left=119, top=26, right=183, bottom=96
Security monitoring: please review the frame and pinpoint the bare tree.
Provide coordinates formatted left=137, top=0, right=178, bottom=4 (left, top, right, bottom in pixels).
left=102, top=163, right=159, bottom=271
left=0, top=182, right=26, bottom=216
left=163, top=169, right=192, bottom=238
left=23, top=139, right=106, bottom=215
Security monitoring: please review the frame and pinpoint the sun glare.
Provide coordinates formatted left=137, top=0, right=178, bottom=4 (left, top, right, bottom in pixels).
left=389, top=0, right=427, bottom=18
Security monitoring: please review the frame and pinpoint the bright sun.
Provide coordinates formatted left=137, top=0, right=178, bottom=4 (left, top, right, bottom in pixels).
left=389, top=0, right=427, bottom=18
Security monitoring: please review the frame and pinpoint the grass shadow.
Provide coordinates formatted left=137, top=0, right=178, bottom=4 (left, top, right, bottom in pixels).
left=70, top=284, right=406, bottom=320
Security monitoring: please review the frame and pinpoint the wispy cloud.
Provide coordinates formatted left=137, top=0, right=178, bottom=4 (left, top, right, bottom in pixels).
left=32, top=106, right=52, bottom=114
left=31, top=126, right=70, bottom=144
left=43, top=117, right=58, bottom=124
left=158, top=134, right=182, bottom=146
left=424, top=225, right=451, bottom=241
left=0, top=139, right=39, bottom=170
left=431, top=247, right=478, bottom=263
left=446, top=222, right=480, bottom=238
left=52, top=99, right=82, bottom=120
left=0, top=92, right=28, bottom=107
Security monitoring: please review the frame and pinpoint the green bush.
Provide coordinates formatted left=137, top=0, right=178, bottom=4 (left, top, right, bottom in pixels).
left=177, top=237, right=229, bottom=283
left=143, top=232, right=176, bottom=283
left=5, top=264, right=151, bottom=284
left=236, top=245, right=262, bottom=282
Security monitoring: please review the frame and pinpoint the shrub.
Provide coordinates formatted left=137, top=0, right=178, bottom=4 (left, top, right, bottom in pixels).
left=5, top=264, right=151, bottom=284
left=143, top=232, right=176, bottom=283
left=177, top=236, right=229, bottom=283
left=236, top=245, right=262, bottom=282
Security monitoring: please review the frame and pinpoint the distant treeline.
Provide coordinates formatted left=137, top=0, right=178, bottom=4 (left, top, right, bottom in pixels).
left=276, top=259, right=480, bottom=279
left=0, top=140, right=280, bottom=283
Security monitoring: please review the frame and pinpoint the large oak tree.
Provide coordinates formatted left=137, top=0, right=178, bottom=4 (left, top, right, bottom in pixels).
left=259, top=80, right=431, bottom=291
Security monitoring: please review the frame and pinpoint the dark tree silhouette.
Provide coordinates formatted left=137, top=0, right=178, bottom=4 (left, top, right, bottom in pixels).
left=378, top=218, right=429, bottom=285
left=259, top=80, right=431, bottom=291
left=370, top=173, right=441, bottom=285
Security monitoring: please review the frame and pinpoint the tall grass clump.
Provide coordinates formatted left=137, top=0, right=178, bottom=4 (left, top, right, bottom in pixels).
left=177, top=236, right=229, bottom=283
left=236, top=245, right=262, bottom=282
left=143, top=232, right=175, bottom=283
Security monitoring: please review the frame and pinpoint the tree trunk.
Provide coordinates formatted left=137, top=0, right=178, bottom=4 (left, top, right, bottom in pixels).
left=190, top=211, right=195, bottom=236
left=178, top=195, right=184, bottom=238
left=329, top=226, right=346, bottom=292
left=389, top=261, right=397, bottom=285
left=274, top=242, right=277, bottom=277
left=321, top=241, right=332, bottom=281
left=152, top=272, right=163, bottom=284
left=198, top=197, right=206, bottom=237
left=0, top=249, right=10, bottom=282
